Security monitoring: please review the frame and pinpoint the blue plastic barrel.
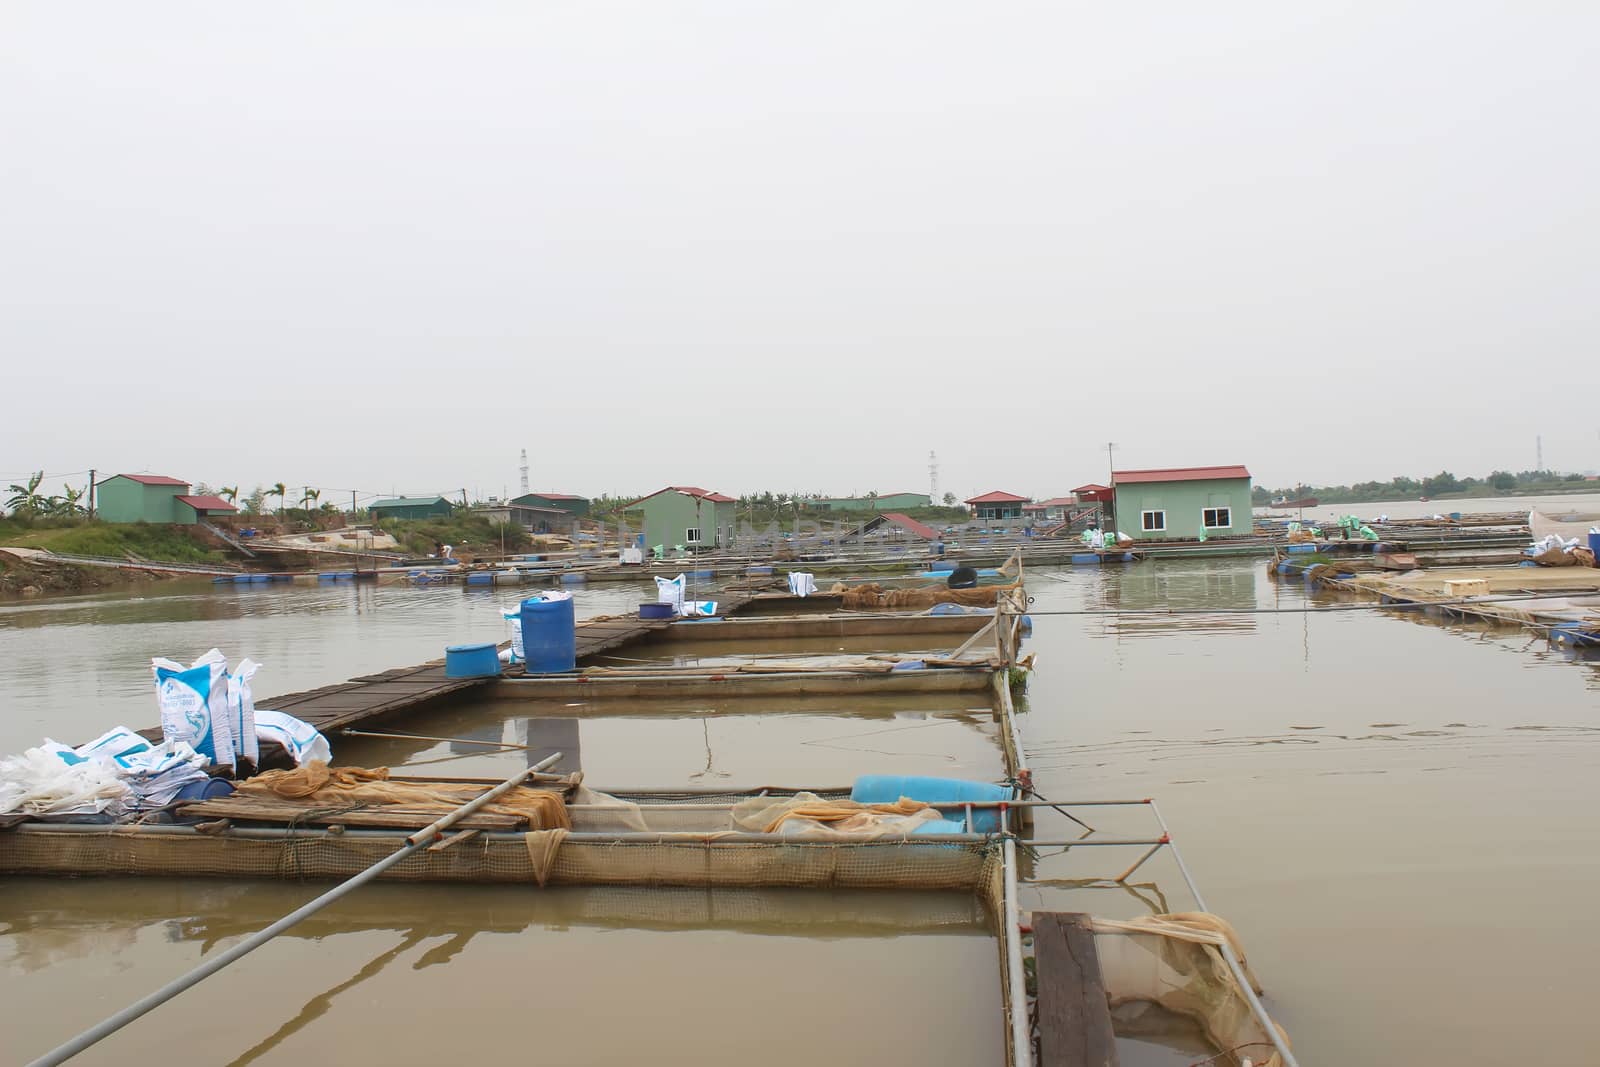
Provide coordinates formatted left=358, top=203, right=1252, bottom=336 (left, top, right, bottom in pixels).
left=1590, top=532, right=1600, bottom=557
left=466, top=572, right=495, bottom=585
left=520, top=596, right=577, bottom=673
left=560, top=572, right=586, bottom=584
left=1071, top=553, right=1100, bottom=565
left=445, top=642, right=501, bottom=678
left=927, top=561, right=956, bottom=572
left=851, top=775, right=1012, bottom=833
left=232, top=574, right=252, bottom=584
left=250, top=574, right=271, bottom=583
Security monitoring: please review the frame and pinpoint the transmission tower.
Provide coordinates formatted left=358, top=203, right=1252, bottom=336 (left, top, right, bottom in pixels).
left=928, top=450, right=940, bottom=503
left=1536, top=435, right=1543, bottom=472
left=519, top=448, right=530, bottom=495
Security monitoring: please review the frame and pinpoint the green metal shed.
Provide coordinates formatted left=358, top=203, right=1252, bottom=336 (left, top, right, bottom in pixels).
left=94, top=474, right=191, bottom=524
left=815, top=491, right=932, bottom=512
left=511, top=492, right=590, bottom=517
left=369, top=496, right=455, bottom=521
left=623, top=486, right=737, bottom=552
left=1111, top=465, right=1253, bottom=541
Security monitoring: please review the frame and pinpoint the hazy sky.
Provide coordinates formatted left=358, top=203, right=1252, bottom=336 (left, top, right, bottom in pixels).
left=3, top=2, right=1597, bottom=504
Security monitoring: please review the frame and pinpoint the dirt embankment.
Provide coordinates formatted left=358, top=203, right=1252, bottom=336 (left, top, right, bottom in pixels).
left=0, top=552, right=176, bottom=598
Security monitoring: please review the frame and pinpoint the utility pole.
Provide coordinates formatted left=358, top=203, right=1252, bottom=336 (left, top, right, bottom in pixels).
left=87, top=469, right=96, bottom=520
left=1105, top=443, right=1118, bottom=532
left=351, top=490, right=357, bottom=519
left=1536, top=435, right=1544, bottom=472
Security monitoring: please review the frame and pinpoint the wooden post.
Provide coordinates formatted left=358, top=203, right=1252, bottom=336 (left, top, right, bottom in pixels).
left=86, top=469, right=95, bottom=520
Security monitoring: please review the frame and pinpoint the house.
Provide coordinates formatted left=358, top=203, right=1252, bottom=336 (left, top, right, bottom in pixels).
left=623, top=486, right=737, bottom=551
left=841, top=511, right=942, bottom=545
left=1021, top=497, right=1077, bottom=524
left=1111, top=465, right=1252, bottom=541
left=1071, top=484, right=1114, bottom=506
left=814, top=492, right=932, bottom=512
left=475, top=502, right=579, bottom=537
left=94, top=474, right=238, bottom=525
left=510, top=492, right=590, bottom=518
left=369, top=496, right=454, bottom=522
left=964, top=491, right=1030, bottom=521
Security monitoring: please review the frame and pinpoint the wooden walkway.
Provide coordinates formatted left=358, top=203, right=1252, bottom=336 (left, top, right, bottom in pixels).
left=135, top=591, right=762, bottom=745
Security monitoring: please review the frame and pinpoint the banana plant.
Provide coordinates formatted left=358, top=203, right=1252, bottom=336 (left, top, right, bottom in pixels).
left=5, top=471, right=45, bottom=516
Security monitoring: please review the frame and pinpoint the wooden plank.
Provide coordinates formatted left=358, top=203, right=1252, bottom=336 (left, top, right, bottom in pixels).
left=1033, top=912, right=1118, bottom=1067
left=176, top=798, right=528, bottom=831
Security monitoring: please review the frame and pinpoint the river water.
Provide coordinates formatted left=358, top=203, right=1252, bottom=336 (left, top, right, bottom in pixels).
left=3, top=560, right=1598, bottom=1064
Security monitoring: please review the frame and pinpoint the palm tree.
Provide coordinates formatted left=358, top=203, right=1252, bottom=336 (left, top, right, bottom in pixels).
left=300, top=488, right=320, bottom=511
left=220, top=486, right=239, bottom=505
left=271, top=483, right=287, bottom=515
left=5, top=471, right=46, bottom=516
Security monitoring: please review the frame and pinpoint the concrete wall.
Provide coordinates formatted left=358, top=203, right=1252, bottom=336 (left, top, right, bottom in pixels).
left=1113, top=478, right=1252, bottom=540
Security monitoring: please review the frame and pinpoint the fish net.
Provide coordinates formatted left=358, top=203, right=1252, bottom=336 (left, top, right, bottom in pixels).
left=836, top=580, right=1022, bottom=611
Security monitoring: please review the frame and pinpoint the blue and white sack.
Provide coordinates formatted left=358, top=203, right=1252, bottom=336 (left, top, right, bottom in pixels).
left=503, top=610, right=525, bottom=664
left=655, top=574, right=686, bottom=614
left=227, top=659, right=262, bottom=767
left=254, top=709, right=332, bottom=766
left=152, top=648, right=235, bottom=766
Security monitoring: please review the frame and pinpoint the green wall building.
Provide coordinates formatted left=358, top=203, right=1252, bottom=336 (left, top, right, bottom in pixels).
left=1111, top=465, right=1252, bottom=541
left=95, top=474, right=237, bottom=525
left=511, top=492, right=590, bottom=517
left=815, top=491, right=931, bottom=512
left=369, top=496, right=455, bottom=521
left=623, top=486, right=737, bottom=551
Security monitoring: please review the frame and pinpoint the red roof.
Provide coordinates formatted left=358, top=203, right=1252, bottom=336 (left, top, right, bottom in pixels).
left=1023, top=497, right=1077, bottom=510
left=1113, top=465, right=1251, bottom=485
left=625, top=486, right=736, bottom=508
left=528, top=492, right=584, bottom=501
left=1071, top=483, right=1111, bottom=494
left=114, top=474, right=188, bottom=487
left=964, top=490, right=1030, bottom=504
left=176, top=494, right=237, bottom=512
left=880, top=512, right=938, bottom=539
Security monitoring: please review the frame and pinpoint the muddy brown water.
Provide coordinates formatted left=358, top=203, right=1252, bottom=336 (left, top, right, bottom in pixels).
left=2, top=560, right=1598, bottom=1064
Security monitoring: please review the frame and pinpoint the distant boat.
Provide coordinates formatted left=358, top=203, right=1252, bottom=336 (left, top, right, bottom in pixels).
left=1270, top=496, right=1319, bottom=509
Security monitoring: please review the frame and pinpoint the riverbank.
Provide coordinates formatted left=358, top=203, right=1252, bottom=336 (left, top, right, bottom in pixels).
left=0, top=550, right=181, bottom=598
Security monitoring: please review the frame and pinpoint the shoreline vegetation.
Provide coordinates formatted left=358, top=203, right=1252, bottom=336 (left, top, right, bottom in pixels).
left=1252, top=470, right=1596, bottom=507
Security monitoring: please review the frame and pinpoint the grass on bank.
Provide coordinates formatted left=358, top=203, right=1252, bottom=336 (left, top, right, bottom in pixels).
left=377, top=515, right=535, bottom=557
left=0, top=519, right=224, bottom=563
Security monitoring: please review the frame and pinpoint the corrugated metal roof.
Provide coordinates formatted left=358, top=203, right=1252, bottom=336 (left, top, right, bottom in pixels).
left=1071, top=483, right=1111, bottom=493
left=113, top=474, right=188, bottom=487
left=626, top=486, right=735, bottom=507
left=525, top=492, right=585, bottom=501
left=370, top=496, right=452, bottom=508
left=880, top=512, right=939, bottom=539
left=1113, top=465, right=1251, bottom=485
left=1023, top=497, right=1077, bottom=509
left=176, top=494, right=237, bottom=511
left=964, top=490, right=1030, bottom=504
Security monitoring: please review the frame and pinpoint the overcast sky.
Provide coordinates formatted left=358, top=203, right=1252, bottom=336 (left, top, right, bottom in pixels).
left=3, top=2, right=1597, bottom=503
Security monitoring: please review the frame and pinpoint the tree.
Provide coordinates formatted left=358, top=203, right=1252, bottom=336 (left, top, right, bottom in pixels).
left=5, top=471, right=46, bottom=516
left=220, top=486, right=239, bottom=504
left=1489, top=470, right=1516, bottom=492
left=50, top=483, right=85, bottom=518
left=242, top=486, right=266, bottom=517
left=942, top=492, right=956, bottom=506
left=271, top=483, right=287, bottom=514
left=299, top=488, right=320, bottom=511
left=1421, top=471, right=1462, bottom=496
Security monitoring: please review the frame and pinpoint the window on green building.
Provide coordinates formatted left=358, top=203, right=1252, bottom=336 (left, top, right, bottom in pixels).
left=685, top=528, right=703, bottom=543
left=1141, top=510, right=1166, bottom=532
left=1202, top=507, right=1231, bottom=529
